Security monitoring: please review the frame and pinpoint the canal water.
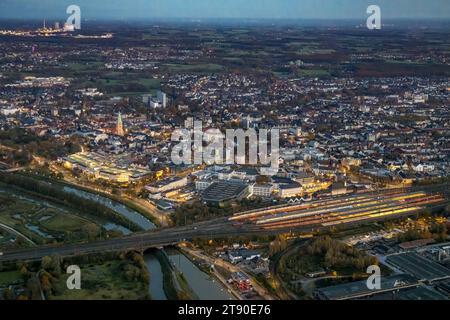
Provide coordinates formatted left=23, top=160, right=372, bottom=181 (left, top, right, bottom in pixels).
left=62, top=186, right=156, bottom=231
left=167, top=249, right=235, bottom=300
left=144, top=254, right=167, bottom=300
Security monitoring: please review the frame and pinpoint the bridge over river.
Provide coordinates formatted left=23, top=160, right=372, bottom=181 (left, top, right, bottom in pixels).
left=0, top=218, right=256, bottom=263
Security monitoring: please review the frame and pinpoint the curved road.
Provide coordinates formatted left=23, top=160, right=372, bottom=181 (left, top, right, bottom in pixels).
left=0, top=223, right=36, bottom=246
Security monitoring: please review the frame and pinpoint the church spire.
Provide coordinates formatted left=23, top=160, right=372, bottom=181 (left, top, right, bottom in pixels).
left=117, top=112, right=124, bottom=136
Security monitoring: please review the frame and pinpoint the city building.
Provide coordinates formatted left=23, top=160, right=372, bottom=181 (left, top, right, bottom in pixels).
left=202, top=181, right=250, bottom=205
left=386, top=252, right=450, bottom=283
left=143, top=90, right=168, bottom=109
left=315, top=274, right=419, bottom=300
left=228, top=249, right=261, bottom=264
left=157, top=90, right=168, bottom=108
left=251, top=184, right=274, bottom=197
left=278, top=182, right=302, bottom=198
left=145, top=176, right=188, bottom=194
left=195, top=179, right=213, bottom=191
left=63, top=152, right=151, bottom=184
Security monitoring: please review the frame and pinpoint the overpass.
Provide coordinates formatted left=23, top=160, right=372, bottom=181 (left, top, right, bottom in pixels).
left=0, top=218, right=259, bottom=263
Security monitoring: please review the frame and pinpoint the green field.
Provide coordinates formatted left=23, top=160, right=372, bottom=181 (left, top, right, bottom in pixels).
left=78, top=75, right=161, bottom=96
left=50, top=261, right=148, bottom=300
left=296, top=69, right=331, bottom=77
left=0, top=231, right=14, bottom=246
left=0, top=190, right=104, bottom=245
left=66, top=62, right=104, bottom=72
left=41, top=214, right=94, bottom=232
left=0, top=270, right=23, bottom=286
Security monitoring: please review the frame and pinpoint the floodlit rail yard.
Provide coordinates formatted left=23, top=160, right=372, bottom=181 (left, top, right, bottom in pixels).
left=230, top=191, right=445, bottom=231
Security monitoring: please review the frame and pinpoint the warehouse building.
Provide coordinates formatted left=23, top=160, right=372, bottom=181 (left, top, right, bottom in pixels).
left=145, top=176, right=188, bottom=194
left=385, top=252, right=450, bottom=283
left=315, top=274, right=419, bottom=300
left=202, top=181, right=250, bottom=205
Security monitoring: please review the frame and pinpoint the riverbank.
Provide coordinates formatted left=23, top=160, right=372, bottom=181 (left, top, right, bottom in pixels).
left=153, top=249, right=197, bottom=300
left=19, top=171, right=161, bottom=228
left=0, top=183, right=131, bottom=245
left=144, top=253, right=167, bottom=300
left=178, top=247, right=242, bottom=300
left=166, top=247, right=234, bottom=300
left=179, top=245, right=276, bottom=300
left=0, top=173, right=146, bottom=232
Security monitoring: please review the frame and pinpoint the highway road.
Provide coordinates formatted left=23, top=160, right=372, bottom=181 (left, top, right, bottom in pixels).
left=0, top=217, right=255, bottom=263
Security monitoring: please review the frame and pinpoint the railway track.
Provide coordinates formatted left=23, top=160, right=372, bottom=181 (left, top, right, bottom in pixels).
left=230, top=191, right=445, bottom=231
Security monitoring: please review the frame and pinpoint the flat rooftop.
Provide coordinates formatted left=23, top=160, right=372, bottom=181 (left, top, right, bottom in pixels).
left=316, top=274, right=418, bottom=300
left=395, top=286, right=448, bottom=300
left=202, top=181, right=248, bottom=203
left=148, top=176, right=186, bottom=188
left=367, top=286, right=448, bottom=300
left=386, top=252, right=450, bottom=282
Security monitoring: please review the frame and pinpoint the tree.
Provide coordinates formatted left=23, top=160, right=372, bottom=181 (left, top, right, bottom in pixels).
left=82, top=224, right=100, bottom=241
left=41, top=256, right=52, bottom=271
left=26, top=276, right=42, bottom=300
left=40, top=272, right=53, bottom=294
left=49, top=255, right=62, bottom=277
left=269, top=235, right=288, bottom=256
left=2, top=287, right=14, bottom=300
left=19, top=264, right=29, bottom=278
left=41, top=255, right=61, bottom=277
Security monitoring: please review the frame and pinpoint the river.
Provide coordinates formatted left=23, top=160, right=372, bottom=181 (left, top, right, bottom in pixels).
left=144, top=250, right=234, bottom=300
left=167, top=249, right=235, bottom=300
left=144, top=254, right=167, bottom=300
left=62, top=186, right=156, bottom=231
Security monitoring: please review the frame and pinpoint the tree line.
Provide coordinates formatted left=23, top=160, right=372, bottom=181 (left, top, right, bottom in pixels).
left=0, top=173, right=140, bottom=232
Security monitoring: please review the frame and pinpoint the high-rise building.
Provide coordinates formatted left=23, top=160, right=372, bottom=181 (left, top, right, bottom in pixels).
left=142, top=94, right=152, bottom=107
left=157, top=90, right=168, bottom=108
left=150, top=100, right=162, bottom=109
left=117, top=112, right=125, bottom=136
left=241, top=115, right=251, bottom=129
left=142, top=91, right=168, bottom=109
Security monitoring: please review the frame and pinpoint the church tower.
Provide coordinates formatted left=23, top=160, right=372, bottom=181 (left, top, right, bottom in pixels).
left=117, top=112, right=124, bottom=136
